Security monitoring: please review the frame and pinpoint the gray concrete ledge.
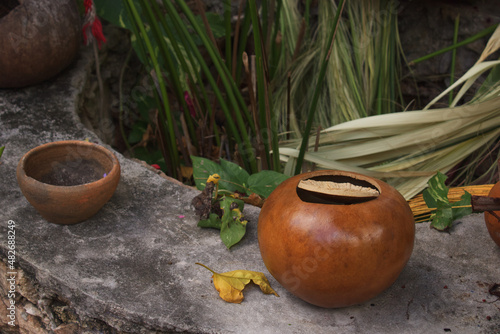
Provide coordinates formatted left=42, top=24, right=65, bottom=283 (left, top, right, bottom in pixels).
left=0, top=48, right=499, bottom=334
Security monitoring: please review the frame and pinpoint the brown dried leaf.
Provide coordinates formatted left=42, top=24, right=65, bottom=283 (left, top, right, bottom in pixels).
left=231, top=192, right=266, bottom=208
left=181, top=166, right=193, bottom=179
left=191, top=181, right=215, bottom=219
left=244, top=193, right=266, bottom=207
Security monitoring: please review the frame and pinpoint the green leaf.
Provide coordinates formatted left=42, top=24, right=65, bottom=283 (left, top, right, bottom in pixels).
left=219, top=159, right=250, bottom=194
left=220, top=197, right=247, bottom=249
left=199, top=13, right=226, bottom=39
left=247, top=171, right=289, bottom=198
left=422, top=189, right=438, bottom=209
left=198, top=213, right=222, bottom=230
left=0, top=146, right=4, bottom=159
left=190, top=13, right=226, bottom=45
left=192, top=156, right=221, bottom=190
left=95, top=0, right=136, bottom=30
left=425, top=172, right=473, bottom=231
left=132, top=146, right=164, bottom=165
left=451, top=191, right=473, bottom=221
left=425, top=172, right=450, bottom=206
left=430, top=204, right=454, bottom=231
left=114, top=2, right=200, bottom=91
left=136, top=94, right=156, bottom=121
left=192, top=156, right=250, bottom=194
left=128, top=122, right=148, bottom=144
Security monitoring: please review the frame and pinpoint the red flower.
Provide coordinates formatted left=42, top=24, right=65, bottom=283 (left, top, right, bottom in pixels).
left=82, top=0, right=106, bottom=48
left=151, top=164, right=161, bottom=170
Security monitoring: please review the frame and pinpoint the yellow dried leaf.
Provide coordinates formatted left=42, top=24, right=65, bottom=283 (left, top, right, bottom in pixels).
left=196, top=263, right=279, bottom=303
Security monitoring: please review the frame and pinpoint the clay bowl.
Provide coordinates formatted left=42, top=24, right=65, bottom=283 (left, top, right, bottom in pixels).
left=258, top=170, right=415, bottom=308
left=17, top=141, right=120, bottom=224
left=484, top=181, right=500, bottom=247
left=0, top=0, right=81, bottom=88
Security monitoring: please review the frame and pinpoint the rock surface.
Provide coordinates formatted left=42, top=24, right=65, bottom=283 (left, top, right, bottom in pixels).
left=0, top=38, right=499, bottom=334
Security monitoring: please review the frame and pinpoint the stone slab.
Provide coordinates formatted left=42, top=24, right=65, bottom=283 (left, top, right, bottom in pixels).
left=0, top=49, right=499, bottom=333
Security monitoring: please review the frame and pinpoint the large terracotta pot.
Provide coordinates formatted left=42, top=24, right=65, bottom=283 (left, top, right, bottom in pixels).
left=0, top=0, right=81, bottom=88
left=17, top=141, right=120, bottom=224
left=484, top=181, right=500, bottom=247
left=258, top=170, right=415, bottom=308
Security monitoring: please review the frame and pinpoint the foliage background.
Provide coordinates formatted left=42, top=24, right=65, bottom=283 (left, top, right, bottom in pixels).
left=82, top=0, right=499, bottom=199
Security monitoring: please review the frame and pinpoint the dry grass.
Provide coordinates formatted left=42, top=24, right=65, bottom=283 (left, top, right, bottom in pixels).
left=279, top=25, right=500, bottom=200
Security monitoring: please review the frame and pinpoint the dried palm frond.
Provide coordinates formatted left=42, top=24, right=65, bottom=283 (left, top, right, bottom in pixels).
left=279, top=25, right=500, bottom=199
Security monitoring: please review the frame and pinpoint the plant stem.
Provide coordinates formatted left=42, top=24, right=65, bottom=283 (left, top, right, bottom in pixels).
left=92, top=41, right=105, bottom=136
left=168, top=0, right=258, bottom=173
left=449, top=15, right=460, bottom=106
left=294, top=0, right=345, bottom=175
left=232, top=0, right=246, bottom=81
left=176, top=0, right=256, bottom=135
left=248, top=1, right=272, bottom=169
left=269, top=0, right=282, bottom=80
left=126, top=0, right=180, bottom=178
left=145, top=0, right=197, bottom=147
left=410, top=24, right=498, bottom=65
left=195, top=262, right=216, bottom=274
left=235, top=4, right=252, bottom=85
left=224, top=0, right=232, bottom=73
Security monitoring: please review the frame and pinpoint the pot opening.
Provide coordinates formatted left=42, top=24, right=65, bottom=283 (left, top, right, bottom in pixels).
left=0, top=0, right=20, bottom=20
left=297, top=174, right=380, bottom=204
left=37, top=159, right=106, bottom=186
left=24, top=144, right=113, bottom=187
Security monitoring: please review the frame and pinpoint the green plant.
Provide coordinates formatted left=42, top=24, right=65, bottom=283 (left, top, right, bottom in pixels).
left=192, top=156, right=289, bottom=199
left=191, top=173, right=248, bottom=249
left=95, top=0, right=352, bottom=180
left=191, top=158, right=288, bottom=248
left=198, top=194, right=248, bottom=249
left=422, top=172, right=472, bottom=230
left=117, top=0, right=279, bottom=177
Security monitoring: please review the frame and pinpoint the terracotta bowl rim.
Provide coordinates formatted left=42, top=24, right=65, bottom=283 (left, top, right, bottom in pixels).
left=17, top=140, right=120, bottom=190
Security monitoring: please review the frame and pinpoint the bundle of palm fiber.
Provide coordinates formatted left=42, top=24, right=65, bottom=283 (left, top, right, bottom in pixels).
left=408, top=184, right=495, bottom=223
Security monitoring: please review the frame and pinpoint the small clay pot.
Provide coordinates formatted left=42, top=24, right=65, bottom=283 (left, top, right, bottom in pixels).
left=484, top=181, right=500, bottom=247
left=0, top=0, right=81, bottom=88
left=17, top=141, right=120, bottom=224
left=258, top=170, right=415, bottom=308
